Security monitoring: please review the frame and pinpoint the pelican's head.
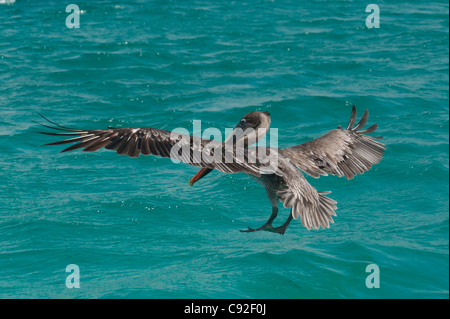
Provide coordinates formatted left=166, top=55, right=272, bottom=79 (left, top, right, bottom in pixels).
left=189, top=111, right=271, bottom=186
left=225, top=111, right=271, bottom=146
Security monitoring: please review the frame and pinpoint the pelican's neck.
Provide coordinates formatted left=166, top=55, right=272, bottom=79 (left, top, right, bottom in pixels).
left=242, top=116, right=271, bottom=147
left=258, top=115, right=271, bottom=141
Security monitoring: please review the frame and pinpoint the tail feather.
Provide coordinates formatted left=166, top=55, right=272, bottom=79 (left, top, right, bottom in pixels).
left=277, top=188, right=337, bottom=230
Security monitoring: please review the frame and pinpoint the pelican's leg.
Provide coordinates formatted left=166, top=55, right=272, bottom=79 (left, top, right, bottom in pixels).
left=240, top=207, right=278, bottom=233
left=240, top=209, right=293, bottom=235
left=271, top=213, right=293, bottom=235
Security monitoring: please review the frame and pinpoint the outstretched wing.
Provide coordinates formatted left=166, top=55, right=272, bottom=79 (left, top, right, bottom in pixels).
left=36, top=115, right=263, bottom=176
left=279, top=106, right=385, bottom=179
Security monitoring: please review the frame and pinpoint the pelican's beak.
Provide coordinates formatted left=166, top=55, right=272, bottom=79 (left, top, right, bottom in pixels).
left=189, top=167, right=213, bottom=186
left=189, top=120, right=246, bottom=186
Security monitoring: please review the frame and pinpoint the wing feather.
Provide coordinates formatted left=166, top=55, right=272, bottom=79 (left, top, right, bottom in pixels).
left=37, top=118, right=263, bottom=176
left=279, top=106, right=385, bottom=180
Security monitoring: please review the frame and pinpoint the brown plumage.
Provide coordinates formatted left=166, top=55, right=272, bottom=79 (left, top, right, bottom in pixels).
left=37, top=106, right=385, bottom=234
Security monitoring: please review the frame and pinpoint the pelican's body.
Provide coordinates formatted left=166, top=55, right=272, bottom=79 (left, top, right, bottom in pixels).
left=38, top=106, right=385, bottom=234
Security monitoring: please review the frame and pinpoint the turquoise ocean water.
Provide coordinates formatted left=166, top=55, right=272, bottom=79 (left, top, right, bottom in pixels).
left=0, top=1, right=448, bottom=299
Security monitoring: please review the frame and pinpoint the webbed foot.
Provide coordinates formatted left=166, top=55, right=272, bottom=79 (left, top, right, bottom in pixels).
left=240, top=223, right=287, bottom=235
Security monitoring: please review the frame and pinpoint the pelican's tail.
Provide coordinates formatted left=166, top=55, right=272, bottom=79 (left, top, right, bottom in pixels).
left=277, top=188, right=338, bottom=230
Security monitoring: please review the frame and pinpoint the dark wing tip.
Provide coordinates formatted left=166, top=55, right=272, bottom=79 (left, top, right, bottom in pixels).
left=345, top=106, right=379, bottom=135
left=346, top=105, right=357, bottom=130
left=359, top=123, right=378, bottom=135
left=353, top=109, right=369, bottom=131
left=34, top=114, right=83, bottom=132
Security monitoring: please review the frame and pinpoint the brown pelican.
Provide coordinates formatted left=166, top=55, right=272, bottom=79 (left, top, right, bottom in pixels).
left=38, top=106, right=385, bottom=234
